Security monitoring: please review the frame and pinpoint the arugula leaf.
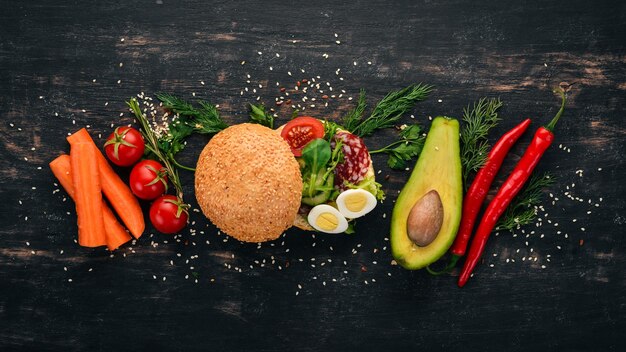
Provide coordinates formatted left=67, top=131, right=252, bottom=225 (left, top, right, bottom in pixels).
left=249, top=103, right=274, bottom=129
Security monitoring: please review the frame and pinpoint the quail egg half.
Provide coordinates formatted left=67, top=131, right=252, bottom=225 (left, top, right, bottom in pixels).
left=307, top=204, right=349, bottom=234
left=336, top=189, right=377, bottom=219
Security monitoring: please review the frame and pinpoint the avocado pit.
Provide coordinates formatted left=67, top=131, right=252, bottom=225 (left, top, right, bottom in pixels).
left=406, top=189, right=444, bottom=246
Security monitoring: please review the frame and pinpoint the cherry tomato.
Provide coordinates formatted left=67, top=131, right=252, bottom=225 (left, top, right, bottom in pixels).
left=280, top=116, right=325, bottom=156
left=104, top=126, right=145, bottom=166
left=149, top=195, right=189, bottom=234
left=129, top=160, right=168, bottom=200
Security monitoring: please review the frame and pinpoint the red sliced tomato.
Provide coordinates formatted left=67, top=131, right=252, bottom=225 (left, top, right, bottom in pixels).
left=104, top=126, right=145, bottom=166
left=129, top=160, right=168, bottom=200
left=280, top=116, right=325, bottom=156
left=149, top=195, right=189, bottom=234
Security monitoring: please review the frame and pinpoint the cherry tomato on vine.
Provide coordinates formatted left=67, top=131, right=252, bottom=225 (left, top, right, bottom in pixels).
left=149, top=195, right=189, bottom=234
left=129, top=160, right=168, bottom=200
left=104, top=126, right=145, bottom=166
left=280, top=116, right=325, bottom=157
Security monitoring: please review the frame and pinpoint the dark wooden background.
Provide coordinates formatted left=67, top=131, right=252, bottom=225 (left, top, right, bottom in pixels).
left=1, top=1, right=624, bottom=351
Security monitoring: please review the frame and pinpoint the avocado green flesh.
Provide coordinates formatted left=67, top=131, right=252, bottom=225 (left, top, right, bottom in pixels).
left=390, top=117, right=463, bottom=270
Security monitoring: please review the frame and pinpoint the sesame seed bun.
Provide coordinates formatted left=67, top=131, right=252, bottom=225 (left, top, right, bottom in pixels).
left=195, top=123, right=302, bottom=242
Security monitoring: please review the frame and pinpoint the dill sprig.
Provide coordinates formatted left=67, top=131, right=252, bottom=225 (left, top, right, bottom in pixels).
left=128, top=98, right=185, bottom=200
left=249, top=103, right=274, bottom=129
left=155, top=93, right=228, bottom=171
left=344, top=84, right=433, bottom=137
left=496, top=173, right=554, bottom=231
left=370, top=124, right=425, bottom=169
left=156, top=93, right=228, bottom=135
left=460, top=98, right=502, bottom=189
left=342, top=89, right=367, bottom=132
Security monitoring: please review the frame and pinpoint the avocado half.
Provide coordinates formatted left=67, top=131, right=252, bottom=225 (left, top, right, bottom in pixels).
left=390, top=117, right=463, bottom=269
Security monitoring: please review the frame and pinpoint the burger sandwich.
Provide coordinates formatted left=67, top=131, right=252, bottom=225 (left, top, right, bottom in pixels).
left=195, top=117, right=383, bottom=242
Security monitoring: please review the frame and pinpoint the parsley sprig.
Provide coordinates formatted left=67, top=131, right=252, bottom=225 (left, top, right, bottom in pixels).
left=370, top=124, right=425, bottom=169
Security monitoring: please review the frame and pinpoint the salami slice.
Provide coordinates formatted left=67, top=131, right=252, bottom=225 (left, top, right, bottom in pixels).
left=332, top=131, right=371, bottom=188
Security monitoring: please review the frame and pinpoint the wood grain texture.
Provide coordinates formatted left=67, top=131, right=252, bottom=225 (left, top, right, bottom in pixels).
left=1, top=0, right=624, bottom=351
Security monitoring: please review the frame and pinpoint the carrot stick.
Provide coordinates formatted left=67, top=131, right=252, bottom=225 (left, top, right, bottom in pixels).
left=68, top=142, right=107, bottom=247
left=49, top=155, right=77, bottom=199
left=67, top=128, right=145, bottom=238
left=50, top=154, right=132, bottom=250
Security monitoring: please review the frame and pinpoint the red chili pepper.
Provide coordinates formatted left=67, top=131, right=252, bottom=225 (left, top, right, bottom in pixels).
left=426, top=118, right=531, bottom=276
left=458, top=119, right=532, bottom=255
left=458, top=89, right=566, bottom=287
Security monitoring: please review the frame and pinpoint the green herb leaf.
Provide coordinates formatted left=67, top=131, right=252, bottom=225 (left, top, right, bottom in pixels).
left=302, top=139, right=331, bottom=175
left=323, top=120, right=341, bottom=141
left=249, top=103, right=274, bottom=129
left=344, top=222, right=356, bottom=234
left=370, top=124, right=425, bottom=170
left=387, top=152, right=407, bottom=170
left=301, top=139, right=333, bottom=199
left=460, top=97, right=502, bottom=190
left=195, top=101, right=228, bottom=134
left=344, top=176, right=386, bottom=201
left=127, top=98, right=186, bottom=200
left=152, top=93, right=228, bottom=172
left=321, top=139, right=344, bottom=190
left=156, top=93, right=227, bottom=135
left=350, top=84, right=432, bottom=137
left=496, top=173, right=554, bottom=231
left=341, top=89, right=367, bottom=132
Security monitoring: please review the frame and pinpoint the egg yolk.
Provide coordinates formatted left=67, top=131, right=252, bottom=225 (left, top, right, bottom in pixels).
left=315, top=212, right=339, bottom=231
left=344, top=192, right=367, bottom=212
